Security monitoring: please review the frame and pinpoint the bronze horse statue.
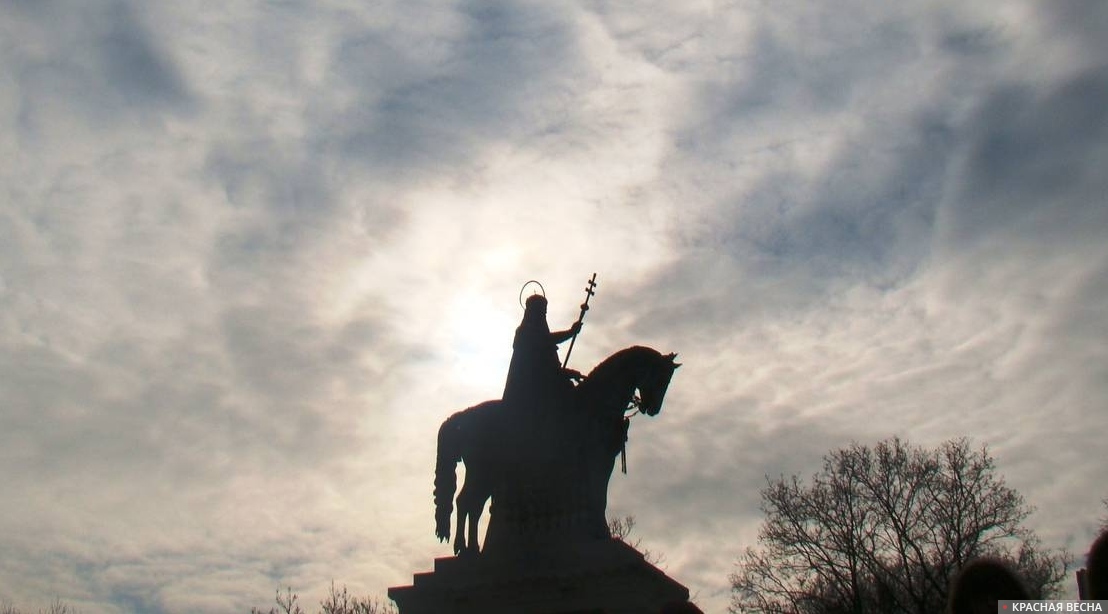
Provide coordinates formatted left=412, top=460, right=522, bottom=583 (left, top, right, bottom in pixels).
left=434, top=346, right=680, bottom=555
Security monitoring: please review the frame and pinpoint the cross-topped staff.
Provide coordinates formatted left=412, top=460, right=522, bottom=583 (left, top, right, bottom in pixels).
left=562, top=273, right=597, bottom=369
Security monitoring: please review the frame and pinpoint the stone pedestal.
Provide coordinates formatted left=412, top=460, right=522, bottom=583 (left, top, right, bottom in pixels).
left=388, top=539, right=689, bottom=614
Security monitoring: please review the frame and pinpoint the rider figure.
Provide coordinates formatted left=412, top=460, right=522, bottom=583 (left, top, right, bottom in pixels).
left=503, top=294, right=582, bottom=412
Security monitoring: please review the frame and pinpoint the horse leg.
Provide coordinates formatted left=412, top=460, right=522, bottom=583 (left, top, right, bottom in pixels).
left=467, top=488, right=489, bottom=555
left=457, top=483, right=484, bottom=556
left=454, top=478, right=476, bottom=554
left=452, top=503, right=465, bottom=551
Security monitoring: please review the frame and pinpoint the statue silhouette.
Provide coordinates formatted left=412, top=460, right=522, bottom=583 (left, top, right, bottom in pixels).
left=502, top=293, right=581, bottom=413
left=435, top=346, right=679, bottom=555
left=432, top=281, right=680, bottom=556
left=659, top=601, right=704, bottom=614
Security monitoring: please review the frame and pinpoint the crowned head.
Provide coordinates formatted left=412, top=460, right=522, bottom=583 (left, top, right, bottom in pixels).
left=524, top=293, right=548, bottom=318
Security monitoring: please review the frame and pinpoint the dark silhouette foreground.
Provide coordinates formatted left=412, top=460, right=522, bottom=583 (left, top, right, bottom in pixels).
left=392, top=278, right=691, bottom=613
left=1087, top=529, right=1108, bottom=599
left=435, top=345, right=679, bottom=556
left=659, top=600, right=705, bottom=613
left=946, top=558, right=1030, bottom=614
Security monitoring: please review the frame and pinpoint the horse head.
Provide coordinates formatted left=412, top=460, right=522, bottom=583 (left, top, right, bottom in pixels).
left=637, top=351, right=680, bottom=416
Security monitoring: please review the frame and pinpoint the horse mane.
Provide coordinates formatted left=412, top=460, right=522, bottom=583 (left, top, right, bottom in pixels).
left=584, top=345, right=662, bottom=380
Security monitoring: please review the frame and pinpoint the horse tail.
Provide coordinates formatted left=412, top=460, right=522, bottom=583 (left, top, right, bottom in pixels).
left=434, top=412, right=464, bottom=542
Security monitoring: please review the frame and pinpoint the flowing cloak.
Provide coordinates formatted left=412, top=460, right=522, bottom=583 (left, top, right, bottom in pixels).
left=503, top=320, right=575, bottom=410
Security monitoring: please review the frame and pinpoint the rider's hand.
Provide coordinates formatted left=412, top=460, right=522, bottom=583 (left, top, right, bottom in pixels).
left=571, top=321, right=583, bottom=334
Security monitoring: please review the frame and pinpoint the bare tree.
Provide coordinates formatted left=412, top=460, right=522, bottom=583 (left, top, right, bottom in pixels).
left=0, top=599, right=79, bottom=614
left=609, top=514, right=665, bottom=566
left=319, top=583, right=397, bottom=614
left=251, top=584, right=396, bottom=614
left=730, top=437, right=1068, bottom=614
left=251, top=587, right=304, bottom=614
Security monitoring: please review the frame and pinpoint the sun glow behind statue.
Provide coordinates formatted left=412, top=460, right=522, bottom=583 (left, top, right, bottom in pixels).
left=445, top=290, right=516, bottom=393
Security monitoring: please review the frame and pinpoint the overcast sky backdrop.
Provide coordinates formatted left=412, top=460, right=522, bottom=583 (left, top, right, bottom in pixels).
left=2, top=1, right=1107, bottom=612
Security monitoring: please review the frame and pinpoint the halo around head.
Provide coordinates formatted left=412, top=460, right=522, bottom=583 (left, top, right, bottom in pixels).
left=519, top=280, right=546, bottom=308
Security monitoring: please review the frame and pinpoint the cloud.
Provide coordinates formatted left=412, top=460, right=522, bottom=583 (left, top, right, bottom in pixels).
left=2, top=0, right=191, bottom=144
left=1, top=0, right=1106, bottom=612
left=320, top=0, right=599, bottom=186
left=937, top=67, right=1108, bottom=254
left=583, top=1, right=1108, bottom=606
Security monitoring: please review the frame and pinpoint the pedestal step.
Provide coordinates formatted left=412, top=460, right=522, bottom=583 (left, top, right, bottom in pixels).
left=388, top=539, right=689, bottom=614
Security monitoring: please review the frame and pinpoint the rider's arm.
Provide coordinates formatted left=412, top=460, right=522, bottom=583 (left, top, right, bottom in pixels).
left=550, top=321, right=582, bottom=344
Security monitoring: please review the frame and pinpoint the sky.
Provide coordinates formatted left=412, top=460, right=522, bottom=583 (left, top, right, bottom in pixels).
left=1, top=0, right=1106, bottom=612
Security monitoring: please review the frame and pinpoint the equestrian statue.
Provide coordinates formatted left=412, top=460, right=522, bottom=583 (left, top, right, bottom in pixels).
left=433, top=276, right=680, bottom=556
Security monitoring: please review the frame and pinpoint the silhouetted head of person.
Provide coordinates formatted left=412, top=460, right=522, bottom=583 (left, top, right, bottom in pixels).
left=659, top=600, right=703, bottom=614
left=947, top=557, right=1029, bottom=614
left=522, top=293, right=549, bottom=324
left=1088, top=529, right=1108, bottom=599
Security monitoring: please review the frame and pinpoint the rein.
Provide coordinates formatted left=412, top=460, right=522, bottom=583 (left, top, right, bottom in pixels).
left=585, top=348, right=662, bottom=476
left=620, top=395, right=642, bottom=474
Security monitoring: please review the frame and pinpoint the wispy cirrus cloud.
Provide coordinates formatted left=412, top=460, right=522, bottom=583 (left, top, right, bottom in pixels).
left=1, top=0, right=1105, bottom=612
